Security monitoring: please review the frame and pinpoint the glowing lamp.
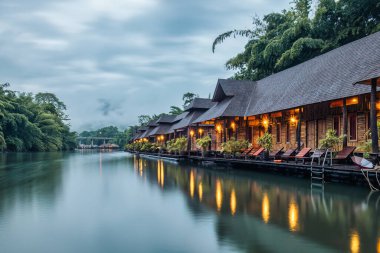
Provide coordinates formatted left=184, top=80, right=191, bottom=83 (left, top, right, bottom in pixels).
left=290, top=115, right=297, bottom=124
left=262, top=119, right=269, bottom=127
left=216, top=125, right=222, bottom=133
left=198, top=128, right=203, bottom=134
left=231, top=122, right=236, bottom=129
left=190, top=130, right=195, bottom=137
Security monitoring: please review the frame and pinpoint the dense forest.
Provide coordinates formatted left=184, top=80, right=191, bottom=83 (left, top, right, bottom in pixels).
left=79, top=126, right=131, bottom=148
left=0, top=83, right=77, bottom=152
left=213, top=0, right=380, bottom=80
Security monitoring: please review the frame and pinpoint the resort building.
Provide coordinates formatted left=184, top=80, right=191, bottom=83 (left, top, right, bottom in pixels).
left=133, top=31, right=380, bottom=153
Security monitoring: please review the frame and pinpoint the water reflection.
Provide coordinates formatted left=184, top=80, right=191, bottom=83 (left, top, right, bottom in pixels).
left=288, top=198, right=299, bottom=232
left=215, top=179, right=223, bottom=212
left=189, top=170, right=195, bottom=198
left=350, top=230, right=360, bottom=253
left=198, top=182, right=203, bottom=201
left=230, top=189, right=236, bottom=216
left=262, top=193, right=270, bottom=224
left=133, top=156, right=380, bottom=253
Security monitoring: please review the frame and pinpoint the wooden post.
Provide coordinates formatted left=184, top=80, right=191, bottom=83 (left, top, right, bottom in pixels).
left=187, top=127, right=191, bottom=155
left=315, top=120, right=319, bottom=149
left=371, top=78, right=379, bottom=153
left=235, top=119, right=238, bottom=140
left=245, top=118, right=249, bottom=140
left=296, top=112, right=301, bottom=151
left=342, top=97, right=348, bottom=148
left=223, top=119, right=227, bottom=142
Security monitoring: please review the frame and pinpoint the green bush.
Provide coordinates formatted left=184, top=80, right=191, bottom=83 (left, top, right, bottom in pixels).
left=319, top=129, right=345, bottom=150
left=166, top=137, right=187, bottom=153
left=221, top=138, right=249, bottom=154
left=257, top=132, right=272, bottom=152
left=196, top=135, right=212, bottom=151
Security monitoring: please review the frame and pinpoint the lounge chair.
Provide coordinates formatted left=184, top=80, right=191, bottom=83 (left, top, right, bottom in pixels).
left=248, top=147, right=264, bottom=160
left=269, top=147, right=284, bottom=160
left=236, top=146, right=255, bottom=159
left=333, top=146, right=356, bottom=164
left=300, top=149, right=325, bottom=165
left=294, top=148, right=312, bottom=163
left=281, top=148, right=297, bottom=162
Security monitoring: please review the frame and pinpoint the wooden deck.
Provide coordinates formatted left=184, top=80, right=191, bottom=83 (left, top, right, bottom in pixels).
left=128, top=151, right=379, bottom=187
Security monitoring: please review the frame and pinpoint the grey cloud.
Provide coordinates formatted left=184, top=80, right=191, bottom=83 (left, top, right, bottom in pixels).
left=0, top=0, right=290, bottom=131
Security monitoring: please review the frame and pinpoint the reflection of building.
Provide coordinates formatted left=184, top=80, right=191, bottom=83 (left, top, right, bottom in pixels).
left=132, top=156, right=380, bottom=253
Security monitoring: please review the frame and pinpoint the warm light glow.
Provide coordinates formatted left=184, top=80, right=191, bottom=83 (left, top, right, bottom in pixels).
left=350, top=230, right=360, bottom=253
left=198, top=182, right=203, bottom=201
left=216, top=124, right=222, bottom=133
left=262, top=117, right=269, bottom=128
left=190, top=130, right=195, bottom=137
left=189, top=170, right=195, bottom=198
left=231, top=122, right=236, bottom=130
left=290, top=115, right=297, bottom=124
left=157, top=160, right=164, bottom=187
left=288, top=199, right=299, bottom=232
left=198, top=128, right=203, bottom=134
left=377, top=237, right=380, bottom=253
left=230, top=189, right=237, bottom=215
left=216, top=179, right=223, bottom=211
left=139, top=159, right=143, bottom=177
left=262, top=193, right=270, bottom=223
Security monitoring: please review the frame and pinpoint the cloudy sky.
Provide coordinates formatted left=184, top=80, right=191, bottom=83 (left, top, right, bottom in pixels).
left=0, top=0, right=290, bottom=131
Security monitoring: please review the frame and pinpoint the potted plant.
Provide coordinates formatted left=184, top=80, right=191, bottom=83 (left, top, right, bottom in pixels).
left=175, top=137, right=188, bottom=155
left=196, top=135, right=212, bottom=157
left=319, top=129, right=345, bottom=152
left=257, top=132, right=272, bottom=160
left=221, top=138, right=249, bottom=158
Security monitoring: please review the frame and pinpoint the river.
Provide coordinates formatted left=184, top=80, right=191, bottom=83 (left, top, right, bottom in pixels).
left=0, top=151, right=379, bottom=253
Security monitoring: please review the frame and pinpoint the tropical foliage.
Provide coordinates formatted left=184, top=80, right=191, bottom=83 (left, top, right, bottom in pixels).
left=213, top=0, right=380, bottom=80
left=319, top=129, right=345, bottom=150
left=79, top=125, right=133, bottom=148
left=257, top=132, right=273, bottom=152
left=0, top=83, right=77, bottom=151
left=221, top=138, right=249, bottom=154
left=196, top=135, right=212, bottom=151
left=166, top=137, right=187, bottom=153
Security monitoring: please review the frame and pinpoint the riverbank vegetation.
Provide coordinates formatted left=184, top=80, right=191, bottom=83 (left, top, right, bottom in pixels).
left=213, top=0, right=380, bottom=80
left=0, top=83, right=77, bottom=151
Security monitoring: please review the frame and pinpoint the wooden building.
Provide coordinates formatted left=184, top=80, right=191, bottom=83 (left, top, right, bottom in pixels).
left=134, top=31, right=380, bottom=153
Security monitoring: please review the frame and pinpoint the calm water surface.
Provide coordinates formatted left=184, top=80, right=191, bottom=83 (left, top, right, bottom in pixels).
left=0, top=151, right=379, bottom=253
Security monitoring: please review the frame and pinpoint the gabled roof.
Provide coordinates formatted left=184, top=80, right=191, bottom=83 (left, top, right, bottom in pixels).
left=194, top=79, right=255, bottom=123
left=195, top=31, right=380, bottom=123
left=245, top=31, right=380, bottom=116
left=184, top=98, right=215, bottom=111
left=156, top=114, right=177, bottom=123
left=169, top=110, right=205, bottom=132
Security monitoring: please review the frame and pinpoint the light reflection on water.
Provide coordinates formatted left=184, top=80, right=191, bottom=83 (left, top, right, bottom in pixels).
left=0, top=152, right=380, bottom=253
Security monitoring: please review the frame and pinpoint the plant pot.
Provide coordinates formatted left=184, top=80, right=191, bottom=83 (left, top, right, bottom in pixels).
left=261, top=150, right=269, bottom=161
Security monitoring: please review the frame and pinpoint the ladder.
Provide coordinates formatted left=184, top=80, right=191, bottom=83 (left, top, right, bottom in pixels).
left=310, top=149, right=332, bottom=183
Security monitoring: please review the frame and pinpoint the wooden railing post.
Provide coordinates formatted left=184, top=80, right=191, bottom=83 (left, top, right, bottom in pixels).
left=342, top=98, right=348, bottom=148
left=371, top=78, right=379, bottom=153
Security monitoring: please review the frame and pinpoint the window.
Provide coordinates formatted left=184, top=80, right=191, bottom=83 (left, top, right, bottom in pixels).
left=276, top=123, right=281, bottom=143
left=349, top=114, right=357, bottom=141
left=286, top=123, right=290, bottom=143
left=333, top=116, right=340, bottom=136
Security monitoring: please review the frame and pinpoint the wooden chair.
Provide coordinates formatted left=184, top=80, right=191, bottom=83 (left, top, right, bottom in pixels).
left=269, top=147, right=284, bottom=159
left=248, top=147, right=264, bottom=160
left=281, top=148, right=297, bottom=162
left=294, top=148, right=312, bottom=163
left=333, top=146, right=356, bottom=164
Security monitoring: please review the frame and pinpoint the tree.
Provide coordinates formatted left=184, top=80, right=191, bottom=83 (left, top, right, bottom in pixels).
left=169, top=106, right=183, bottom=115
left=138, top=115, right=153, bottom=126
left=182, top=92, right=198, bottom=108
left=212, top=0, right=380, bottom=80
